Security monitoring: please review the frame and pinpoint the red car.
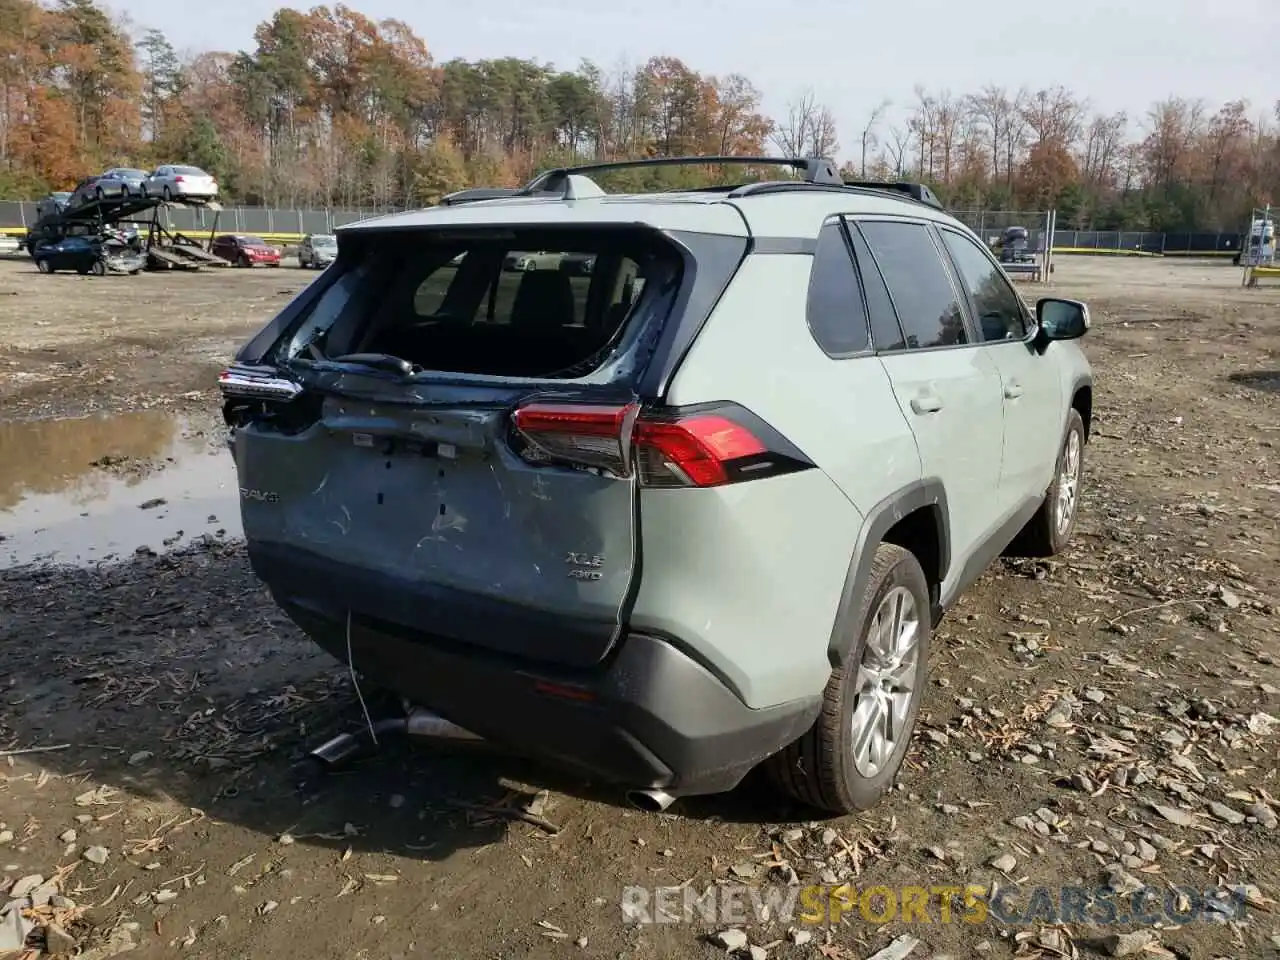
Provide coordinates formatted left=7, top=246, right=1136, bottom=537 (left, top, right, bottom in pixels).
left=211, top=234, right=282, bottom=267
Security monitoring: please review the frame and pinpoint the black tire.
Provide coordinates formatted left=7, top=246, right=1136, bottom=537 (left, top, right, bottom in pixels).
left=90, top=260, right=106, bottom=276
left=36, top=259, right=51, bottom=274
left=162, top=186, right=172, bottom=201
left=1005, top=408, right=1086, bottom=558
left=767, top=543, right=931, bottom=814
left=238, top=254, right=251, bottom=268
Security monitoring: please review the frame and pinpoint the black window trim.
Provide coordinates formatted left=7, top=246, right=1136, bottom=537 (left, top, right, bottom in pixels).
left=838, top=215, right=907, bottom=353
left=847, top=214, right=983, bottom=356
left=805, top=215, right=876, bottom=361
left=935, top=224, right=1038, bottom=348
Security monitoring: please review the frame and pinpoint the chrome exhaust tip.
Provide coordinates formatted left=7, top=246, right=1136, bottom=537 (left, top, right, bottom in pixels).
left=626, top=789, right=677, bottom=813
left=309, top=716, right=408, bottom=767
left=309, top=732, right=363, bottom=767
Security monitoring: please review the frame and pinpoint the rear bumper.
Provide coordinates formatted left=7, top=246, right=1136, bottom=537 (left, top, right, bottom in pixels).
left=254, top=546, right=820, bottom=795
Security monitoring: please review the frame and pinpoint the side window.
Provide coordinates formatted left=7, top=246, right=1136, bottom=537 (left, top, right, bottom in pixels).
left=858, top=221, right=968, bottom=349
left=940, top=229, right=1029, bottom=341
left=845, top=221, right=906, bottom=351
left=805, top=221, right=870, bottom=356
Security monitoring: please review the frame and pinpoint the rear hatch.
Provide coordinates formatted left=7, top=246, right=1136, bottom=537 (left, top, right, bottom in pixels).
left=222, top=221, right=746, bottom=667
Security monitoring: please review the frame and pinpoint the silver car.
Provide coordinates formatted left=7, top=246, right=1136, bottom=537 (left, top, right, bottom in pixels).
left=143, top=165, right=219, bottom=202
left=97, top=168, right=149, bottom=198
left=298, top=234, right=337, bottom=269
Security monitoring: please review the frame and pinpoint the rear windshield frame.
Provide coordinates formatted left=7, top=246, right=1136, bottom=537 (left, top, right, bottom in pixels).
left=272, top=224, right=689, bottom=385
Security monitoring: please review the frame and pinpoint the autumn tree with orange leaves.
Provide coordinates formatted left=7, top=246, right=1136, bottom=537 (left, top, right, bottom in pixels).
left=0, top=0, right=1277, bottom=231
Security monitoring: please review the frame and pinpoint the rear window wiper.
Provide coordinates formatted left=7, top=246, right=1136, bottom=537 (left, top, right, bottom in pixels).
left=328, top=353, right=420, bottom=376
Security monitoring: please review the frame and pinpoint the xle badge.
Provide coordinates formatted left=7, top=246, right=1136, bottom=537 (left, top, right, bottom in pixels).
left=565, top=552, right=604, bottom=581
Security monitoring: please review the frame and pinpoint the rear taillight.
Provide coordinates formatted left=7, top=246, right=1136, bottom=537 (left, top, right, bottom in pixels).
left=219, top=366, right=320, bottom=435
left=218, top=367, right=302, bottom=402
left=511, top=401, right=811, bottom=488
left=173, top=175, right=185, bottom=183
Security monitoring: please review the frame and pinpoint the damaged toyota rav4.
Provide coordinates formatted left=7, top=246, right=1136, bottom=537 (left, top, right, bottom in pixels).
left=221, top=157, right=1093, bottom=814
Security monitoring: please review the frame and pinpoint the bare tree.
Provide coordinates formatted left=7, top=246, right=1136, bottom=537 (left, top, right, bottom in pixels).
left=770, top=88, right=839, bottom=158
left=909, top=86, right=938, bottom=177
left=859, top=98, right=890, bottom=176
left=1003, top=89, right=1030, bottom=188
left=967, top=85, right=1014, bottom=181
left=884, top=124, right=912, bottom=177
left=933, top=90, right=963, bottom=182
left=1141, top=96, right=1206, bottom=192
left=1022, top=85, right=1085, bottom=148
left=1080, top=111, right=1128, bottom=188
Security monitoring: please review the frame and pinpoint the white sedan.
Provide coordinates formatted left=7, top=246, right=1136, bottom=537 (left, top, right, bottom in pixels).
left=143, top=165, right=219, bottom=202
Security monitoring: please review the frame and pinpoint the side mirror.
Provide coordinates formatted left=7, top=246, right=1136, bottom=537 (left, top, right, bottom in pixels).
left=1035, top=298, right=1090, bottom=348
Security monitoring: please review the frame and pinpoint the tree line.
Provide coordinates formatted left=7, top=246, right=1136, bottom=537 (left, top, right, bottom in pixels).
left=1, top=0, right=1277, bottom=231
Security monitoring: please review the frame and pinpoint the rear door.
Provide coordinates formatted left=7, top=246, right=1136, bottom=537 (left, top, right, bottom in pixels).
left=227, top=226, right=715, bottom=668
left=852, top=218, right=1006, bottom=568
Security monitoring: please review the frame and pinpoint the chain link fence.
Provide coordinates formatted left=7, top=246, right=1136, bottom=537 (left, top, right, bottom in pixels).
left=951, top=210, right=1053, bottom=254
left=0, top=198, right=1250, bottom=257
left=949, top=210, right=1056, bottom=282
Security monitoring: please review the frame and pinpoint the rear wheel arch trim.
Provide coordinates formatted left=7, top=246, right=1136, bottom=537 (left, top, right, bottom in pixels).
left=826, top=478, right=950, bottom=667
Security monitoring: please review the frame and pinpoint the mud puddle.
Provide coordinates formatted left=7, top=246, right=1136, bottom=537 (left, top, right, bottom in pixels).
left=0, top=409, right=239, bottom=566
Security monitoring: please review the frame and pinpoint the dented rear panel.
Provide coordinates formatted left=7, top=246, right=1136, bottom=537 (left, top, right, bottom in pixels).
left=227, top=224, right=747, bottom=668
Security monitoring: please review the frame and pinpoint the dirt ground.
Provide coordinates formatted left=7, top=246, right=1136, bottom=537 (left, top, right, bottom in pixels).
left=1, top=254, right=1278, bottom=960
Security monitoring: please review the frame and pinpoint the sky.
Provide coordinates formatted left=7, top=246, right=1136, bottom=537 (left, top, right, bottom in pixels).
left=113, top=0, right=1277, bottom=163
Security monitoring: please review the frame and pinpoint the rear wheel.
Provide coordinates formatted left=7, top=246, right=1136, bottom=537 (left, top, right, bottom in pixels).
left=36, top=259, right=51, bottom=274
left=238, top=254, right=251, bottom=268
left=90, top=260, right=106, bottom=276
left=1006, top=409, right=1086, bottom=558
left=767, top=543, right=931, bottom=813
left=162, top=186, right=172, bottom=202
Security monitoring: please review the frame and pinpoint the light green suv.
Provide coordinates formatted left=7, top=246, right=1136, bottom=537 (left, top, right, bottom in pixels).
left=220, top=157, right=1093, bottom=815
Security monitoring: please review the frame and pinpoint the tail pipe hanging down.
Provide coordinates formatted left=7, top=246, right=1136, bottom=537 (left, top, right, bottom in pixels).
left=308, top=708, right=481, bottom=768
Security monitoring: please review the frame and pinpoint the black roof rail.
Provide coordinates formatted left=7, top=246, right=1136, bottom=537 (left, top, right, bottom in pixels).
left=842, top=179, right=943, bottom=210
left=524, top=155, right=844, bottom=194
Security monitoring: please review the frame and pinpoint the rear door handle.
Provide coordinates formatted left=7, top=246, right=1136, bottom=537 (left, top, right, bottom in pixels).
left=909, top=393, right=944, bottom=415
left=1004, top=381, right=1024, bottom=399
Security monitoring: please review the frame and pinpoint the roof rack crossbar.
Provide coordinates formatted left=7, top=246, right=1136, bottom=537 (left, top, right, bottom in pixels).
left=725, top=180, right=944, bottom=211
left=523, top=155, right=843, bottom=196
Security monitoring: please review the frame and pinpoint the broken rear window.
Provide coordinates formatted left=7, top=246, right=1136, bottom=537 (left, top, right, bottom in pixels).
left=279, top=227, right=682, bottom=380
